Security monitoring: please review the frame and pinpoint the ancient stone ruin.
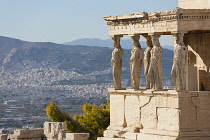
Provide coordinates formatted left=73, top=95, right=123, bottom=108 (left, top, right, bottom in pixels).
left=0, top=122, right=89, bottom=140
left=99, top=0, right=210, bottom=140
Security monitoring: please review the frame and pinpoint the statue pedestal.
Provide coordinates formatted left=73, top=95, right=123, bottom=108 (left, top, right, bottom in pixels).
left=98, top=89, right=210, bottom=140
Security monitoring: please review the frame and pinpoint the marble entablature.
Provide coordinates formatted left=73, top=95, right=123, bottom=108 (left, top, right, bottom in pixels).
left=104, top=8, right=210, bottom=36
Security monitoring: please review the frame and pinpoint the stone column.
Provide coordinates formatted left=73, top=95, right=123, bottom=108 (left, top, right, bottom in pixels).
left=147, top=33, right=163, bottom=89
left=171, top=32, right=187, bottom=90
left=129, top=34, right=143, bottom=89
left=111, top=35, right=124, bottom=89
left=142, top=34, right=153, bottom=89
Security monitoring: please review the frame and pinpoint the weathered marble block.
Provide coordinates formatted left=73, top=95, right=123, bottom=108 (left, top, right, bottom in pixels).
left=100, top=89, right=210, bottom=140
left=125, top=95, right=141, bottom=130
left=44, top=122, right=66, bottom=140
left=65, top=133, right=89, bottom=140
left=179, top=0, right=210, bottom=9
left=110, top=93, right=126, bottom=128
left=9, top=129, right=44, bottom=140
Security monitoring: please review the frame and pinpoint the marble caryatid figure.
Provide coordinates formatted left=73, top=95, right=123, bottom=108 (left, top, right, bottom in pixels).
left=147, top=34, right=163, bottom=89
left=142, top=35, right=153, bottom=89
left=111, top=36, right=124, bottom=89
left=130, top=35, right=143, bottom=89
left=171, top=33, right=187, bottom=90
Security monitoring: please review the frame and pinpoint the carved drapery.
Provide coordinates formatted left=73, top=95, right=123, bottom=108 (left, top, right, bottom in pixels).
left=129, top=35, right=143, bottom=89
left=142, top=35, right=153, bottom=89
left=111, top=35, right=124, bottom=89
left=147, top=34, right=163, bottom=89
left=171, top=32, right=187, bottom=90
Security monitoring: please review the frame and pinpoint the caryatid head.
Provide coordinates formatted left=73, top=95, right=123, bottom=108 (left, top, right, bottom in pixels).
left=172, top=32, right=185, bottom=45
left=151, top=34, right=161, bottom=47
left=112, top=36, right=121, bottom=48
left=131, top=35, right=141, bottom=48
left=142, top=34, right=153, bottom=48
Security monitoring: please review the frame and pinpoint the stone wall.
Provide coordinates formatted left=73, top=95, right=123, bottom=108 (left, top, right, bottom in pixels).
left=43, top=122, right=89, bottom=140
left=0, top=122, right=89, bottom=140
left=8, top=128, right=45, bottom=140
left=99, top=89, right=210, bottom=140
left=179, top=0, right=210, bottom=9
left=65, top=133, right=89, bottom=140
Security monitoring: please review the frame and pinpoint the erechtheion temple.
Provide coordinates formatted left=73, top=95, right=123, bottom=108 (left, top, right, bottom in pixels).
left=98, top=0, right=210, bottom=140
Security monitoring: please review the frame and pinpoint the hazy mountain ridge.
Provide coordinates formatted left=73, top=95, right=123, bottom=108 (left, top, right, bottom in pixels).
left=63, top=38, right=173, bottom=50
left=63, top=38, right=142, bottom=49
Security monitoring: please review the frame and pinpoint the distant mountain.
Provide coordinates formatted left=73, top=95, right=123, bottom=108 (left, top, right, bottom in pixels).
left=0, top=36, right=113, bottom=74
left=163, top=45, right=174, bottom=50
left=63, top=38, right=173, bottom=50
left=0, top=36, right=173, bottom=76
left=63, top=38, right=137, bottom=49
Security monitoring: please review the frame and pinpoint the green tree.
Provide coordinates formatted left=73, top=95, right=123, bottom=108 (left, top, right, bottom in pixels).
left=46, top=102, right=82, bottom=132
left=46, top=102, right=64, bottom=122
left=75, top=101, right=110, bottom=139
left=46, top=100, right=110, bottom=140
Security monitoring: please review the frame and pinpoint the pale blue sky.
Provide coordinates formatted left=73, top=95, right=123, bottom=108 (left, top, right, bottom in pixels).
left=0, top=0, right=178, bottom=45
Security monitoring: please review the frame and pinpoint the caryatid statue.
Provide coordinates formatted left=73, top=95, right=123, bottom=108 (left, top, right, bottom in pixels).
left=111, top=36, right=124, bottom=89
left=130, top=35, right=143, bottom=89
left=171, top=32, right=187, bottom=90
left=147, top=34, right=163, bottom=89
left=142, top=35, right=153, bottom=89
